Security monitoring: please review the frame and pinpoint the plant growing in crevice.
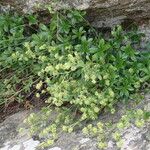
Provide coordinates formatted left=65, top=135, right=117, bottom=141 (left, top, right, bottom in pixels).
left=0, top=9, right=149, bottom=149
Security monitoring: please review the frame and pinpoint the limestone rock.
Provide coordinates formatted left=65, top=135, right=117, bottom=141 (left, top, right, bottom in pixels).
left=0, top=0, right=150, bottom=28
left=0, top=94, right=150, bottom=150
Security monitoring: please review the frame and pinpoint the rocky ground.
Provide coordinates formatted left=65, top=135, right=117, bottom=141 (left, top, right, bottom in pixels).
left=0, top=94, right=150, bottom=150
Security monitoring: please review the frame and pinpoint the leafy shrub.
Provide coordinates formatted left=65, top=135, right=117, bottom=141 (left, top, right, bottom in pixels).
left=24, top=10, right=149, bottom=119
left=0, top=10, right=150, bottom=148
left=0, top=13, right=39, bottom=105
left=0, top=9, right=149, bottom=113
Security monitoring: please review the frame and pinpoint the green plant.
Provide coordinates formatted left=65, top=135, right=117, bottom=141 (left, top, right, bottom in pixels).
left=0, top=9, right=149, bottom=149
left=0, top=13, right=38, bottom=105
left=24, top=10, right=149, bottom=148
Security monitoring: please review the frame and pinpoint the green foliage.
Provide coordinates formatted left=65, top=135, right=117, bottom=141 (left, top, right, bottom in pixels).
left=22, top=10, right=149, bottom=120
left=0, top=10, right=150, bottom=149
left=81, top=108, right=149, bottom=149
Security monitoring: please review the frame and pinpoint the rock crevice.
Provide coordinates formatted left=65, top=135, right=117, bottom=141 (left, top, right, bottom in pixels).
left=0, top=0, right=150, bottom=28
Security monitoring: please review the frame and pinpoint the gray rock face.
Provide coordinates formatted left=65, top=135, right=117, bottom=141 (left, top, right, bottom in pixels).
left=1, top=0, right=150, bottom=46
left=0, top=94, right=150, bottom=150
left=0, top=0, right=150, bottom=28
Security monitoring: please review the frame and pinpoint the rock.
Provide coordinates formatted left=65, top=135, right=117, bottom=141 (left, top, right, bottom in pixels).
left=48, top=147, right=61, bottom=150
left=0, top=110, right=29, bottom=147
left=0, top=110, right=40, bottom=150
left=121, top=125, right=146, bottom=150
left=9, top=145, right=21, bottom=150
left=79, top=138, right=90, bottom=144
left=23, top=139, right=40, bottom=150
left=144, top=94, right=150, bottom=112
left=0, top=145, right=9, bottom=150
left=107, top=141, right=115, bottom=149
left=1, top=0, right=150, bottom=48
left=0, top=0, right=150, bottom=28
left=0, top=139, right=40, bottom=150
left=0, top=94, right=150, bottom=150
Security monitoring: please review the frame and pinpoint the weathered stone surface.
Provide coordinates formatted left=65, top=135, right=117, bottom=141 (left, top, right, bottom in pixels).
left=0, top=110, right=29, bottom=147
left=0, top=0, right=150, bottom=28
left=1, top=0, right=150, bottom=47
left=0, top=94, right=150, bottom=150
left=48, top=147, right=61, bottom=150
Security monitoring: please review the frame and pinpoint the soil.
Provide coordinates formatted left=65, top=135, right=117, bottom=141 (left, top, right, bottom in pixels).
left=0, top=97, right=47, bottom=123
